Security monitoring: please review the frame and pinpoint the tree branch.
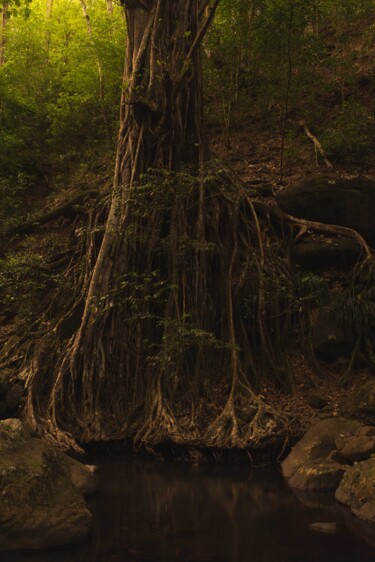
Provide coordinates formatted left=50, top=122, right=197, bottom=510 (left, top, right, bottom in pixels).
left=298, top=119, right=333, bottom=168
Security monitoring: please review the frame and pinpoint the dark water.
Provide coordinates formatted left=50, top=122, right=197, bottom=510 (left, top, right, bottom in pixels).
left=6, top=458, right=375, bottom=562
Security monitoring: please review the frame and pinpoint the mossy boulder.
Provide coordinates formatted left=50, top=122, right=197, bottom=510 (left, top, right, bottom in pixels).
left=336, top=458, right=375, bottom=525
left=0, top=419, right=94, bottom=551
left=340, top=380, right=375, bottom=424
left=276, top=175, right=375, bottom=246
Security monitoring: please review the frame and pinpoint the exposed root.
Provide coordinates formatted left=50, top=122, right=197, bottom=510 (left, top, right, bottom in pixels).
left=7, top=190, right=99, bottom=237
left=133, top=376, right=188, bottom=446
left=254, top=200, right=375, bottom=262
left=14, top=164, right=372, bottom=456
left=204, top=384, right=289, bottom=449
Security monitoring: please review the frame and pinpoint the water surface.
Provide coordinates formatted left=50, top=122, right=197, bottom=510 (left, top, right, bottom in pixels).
left=7, top=457, right=375, bottom=562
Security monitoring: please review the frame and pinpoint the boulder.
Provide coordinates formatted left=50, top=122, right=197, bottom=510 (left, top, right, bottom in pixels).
left=66, top=459, right=97, bottom=496
left=293, top=234, right=361, bottom=270
left=339, top=436, right=375, bottom=462
left=288, top=459, right=346, bottom=491
left=276, top=174, right=375, bottom=246
left=335, top=458, right=375, bottom=525
left=340, top=380, right=375, bottom=424
left=358, top=425, right=375, bottom=438
left=0, top=419, right=93, bottom=551
left=281, top=417, right=360, bottom=481
left=306, top=393, right=329, bottom=410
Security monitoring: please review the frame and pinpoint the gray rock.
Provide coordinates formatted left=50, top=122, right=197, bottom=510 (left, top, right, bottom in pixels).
left=335, top=435, right=351, bottom=451
left=326, top=449, right=348, bottom=465
left=340, top=436, right=375, bottom=462
left=288, top=459, right=346, bottom=491
left=282, top=417, right=361, bottom=480
left=294, top=234, right=360, bottom=270
left=357, top=425, right=375, bottom=438
left=276, top=174, right=375, bottom=246
left=306, top=393, right=329, bottom=410
left=0, top=419, right=92, bottom=551
left=340, top=380, right=375, bottom=424
left=335, top=458, right=375, bottom=525
left=65, top=459, right=97, bottom=496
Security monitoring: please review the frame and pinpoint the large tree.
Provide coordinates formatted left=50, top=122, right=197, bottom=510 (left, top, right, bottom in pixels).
left=26, top=0, right=290, bottom=452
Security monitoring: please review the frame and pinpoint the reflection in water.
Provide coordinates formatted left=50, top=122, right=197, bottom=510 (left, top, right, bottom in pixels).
left=5, top=458, right=375, bottom=562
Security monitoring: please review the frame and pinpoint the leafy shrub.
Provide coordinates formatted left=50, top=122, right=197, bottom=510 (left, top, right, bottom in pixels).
left=322, top=102, right=375, bottom=164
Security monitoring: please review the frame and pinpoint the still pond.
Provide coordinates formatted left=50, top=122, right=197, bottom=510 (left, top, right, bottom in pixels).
left=6, top=457, right=375, bottom=562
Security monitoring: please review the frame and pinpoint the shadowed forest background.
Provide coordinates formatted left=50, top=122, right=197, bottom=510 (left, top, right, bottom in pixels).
left=1, top=0, right=375, bottom=455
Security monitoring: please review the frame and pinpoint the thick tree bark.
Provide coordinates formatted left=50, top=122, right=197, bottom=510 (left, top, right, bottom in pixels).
left=26, top=0, right=221, bottom=444
left=25, top=0, right=293, bottom=454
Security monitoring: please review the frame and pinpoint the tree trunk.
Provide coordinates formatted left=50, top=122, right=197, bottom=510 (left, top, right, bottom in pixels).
left=26, top=0, right=221, bottom=445
left=0, top=3, right=8, bottom=67
left=105, top=0, right=113, bottom=15
left=45, top=0, right=53, bottom=53
left=78, top=0, right=111, bottom=136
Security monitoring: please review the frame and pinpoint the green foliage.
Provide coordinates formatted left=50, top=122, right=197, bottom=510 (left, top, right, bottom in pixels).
left=204, top=0, right=375, bottom=166
left=0, top=251, right=50, bottom=314
left=322, top=101, right=375, bottom=164
left=0, top=173, right=30, bottom=233
left=295, top=271, right=330, bottom=308
left=206, top=0, right=322, bottom=126
left=0, top=0, right=125, bottom=178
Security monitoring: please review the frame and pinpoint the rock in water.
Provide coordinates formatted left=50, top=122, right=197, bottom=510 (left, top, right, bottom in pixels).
left=336, top=458, right=375, bottom=525
left=288, top=459, right=346, bottom=491
left=0, top=419, right=93, bottom=551
left=282, top=418, right=360, bottom=479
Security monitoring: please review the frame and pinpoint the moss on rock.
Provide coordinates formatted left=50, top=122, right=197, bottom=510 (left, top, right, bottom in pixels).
left=0, top=419, right=93, bottom=551
left=336, top=458, right=375, bottom=525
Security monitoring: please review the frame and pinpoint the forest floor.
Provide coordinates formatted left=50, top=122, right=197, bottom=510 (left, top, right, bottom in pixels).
left=210, top=119, right=375, bottom=438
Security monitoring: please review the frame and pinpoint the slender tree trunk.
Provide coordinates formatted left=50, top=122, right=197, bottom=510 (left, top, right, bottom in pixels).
left=0, top=3, right=8, bottom=67
left=105, top=0, right=113, bottom=15
left=45, top=0, right=53, bottom=52
left=78, top=0, right=111, bottom=136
